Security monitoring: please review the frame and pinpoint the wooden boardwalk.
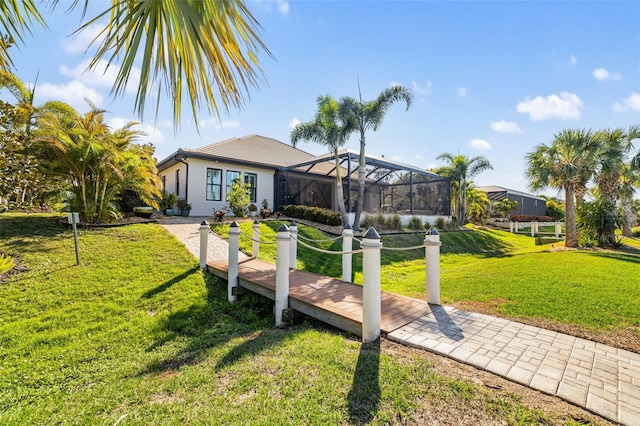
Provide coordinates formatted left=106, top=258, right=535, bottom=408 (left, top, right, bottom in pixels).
left=207, top=258, right=433, bottom=337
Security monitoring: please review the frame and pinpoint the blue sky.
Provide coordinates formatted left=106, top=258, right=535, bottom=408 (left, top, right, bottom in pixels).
left=4, top=0, right=640, bottom=196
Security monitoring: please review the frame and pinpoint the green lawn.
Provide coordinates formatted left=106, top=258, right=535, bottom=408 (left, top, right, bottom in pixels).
left=1, top=214, right=563, bottom=425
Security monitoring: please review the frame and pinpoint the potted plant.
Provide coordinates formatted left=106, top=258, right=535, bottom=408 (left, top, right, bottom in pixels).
left=260, top=198, right=271, bottom=219
left=177, top=199, right=192, bottom=217
left=161, top=190, right=177, bottom=216
left=248, top=203, right=258, bottom=217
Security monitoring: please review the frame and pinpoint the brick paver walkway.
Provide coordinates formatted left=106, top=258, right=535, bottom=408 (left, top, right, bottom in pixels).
left=388, top=305, right=640, bottom=425
left=160, top=217, right=640, bottom=425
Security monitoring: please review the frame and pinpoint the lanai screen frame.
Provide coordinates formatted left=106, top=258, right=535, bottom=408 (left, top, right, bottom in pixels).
left=276, top=149, right=451, bottom=216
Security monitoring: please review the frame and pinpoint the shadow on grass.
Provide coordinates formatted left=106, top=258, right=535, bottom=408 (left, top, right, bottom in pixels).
left=141, top=266, right=200, bottom=298
left=347, top=339, right=381, bottom=425
left=214, top=328, right=294, bottom=371
left=583, top=250, right=640, bottom=264
left=138, top=272, right=275, bottom=375
left=0, top=214, right=68, bottom=239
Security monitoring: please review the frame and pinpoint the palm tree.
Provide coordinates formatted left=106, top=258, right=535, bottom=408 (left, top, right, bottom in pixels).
left=35, top=103, right=161, bottom=223
left=291, top=95, right=356, bottom=225
left=434, top=153, right=492, bottom=225
left=1, top=1, right=271, bottom=126
left=618, top=163, right=639, bottom=237
left=525, top=129, right=598, bottom=248
left=590, top=125, right=640, bottom=246
left=339, top=84, right=413, bottom=229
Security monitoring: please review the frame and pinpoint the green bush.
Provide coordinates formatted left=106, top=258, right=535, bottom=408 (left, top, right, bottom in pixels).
left=387, top=214, right=402, bottom=231
left=282, top=205, right=341, bottom=226
left=435, top=217, right=445, bottom=230
left=407, top=216, right=423, bottom=230
left=633, top=227, right=640, bottom=237
left=423, top=221, right=431, bottom=230
left=0, top=253, right=14, bottom=274
left=227, top=179, right=251, bottom=217
left=360, top=213, right=387, bottom=231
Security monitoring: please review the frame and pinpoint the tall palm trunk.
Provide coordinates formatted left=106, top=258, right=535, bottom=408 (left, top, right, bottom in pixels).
left=352, top=132, right=366, bottom=230
left=564, top=184, right=578, bottom=248
left=334, top=154, right=349, bottom=225
left=621, top=196, right=635, bottom=237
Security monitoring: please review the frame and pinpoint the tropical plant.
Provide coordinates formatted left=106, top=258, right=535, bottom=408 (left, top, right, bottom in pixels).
left=493, top=198, right=518, bottom=219
left=466, top=186, right=490, bottom=225
left=525, top=129, right=598, bottom=248
left=291, top=95, right=356, bottom=225
left=35, top=103, right=161, bottom=223
left=542, top=197, right=565, bottom=222
left=434, top=153, right=492, bottom=225
left=576, top=199, right=623, bottom=248
left=227, top=178, right=251, bottom=217
left=339, top=84, right=413, bottom=229
left=0, top=1, right=271, bottom=126
left=618, top=164, right=639, bottom=237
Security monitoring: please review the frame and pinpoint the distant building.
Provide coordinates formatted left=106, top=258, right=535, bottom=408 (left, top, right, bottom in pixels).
left=478, top=185, right=547, bottom=217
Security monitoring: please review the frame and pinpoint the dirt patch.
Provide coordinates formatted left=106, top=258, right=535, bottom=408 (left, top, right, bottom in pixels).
left=381, top=338, right=613, bottom=425
left=453, top=300, right=640, bottom=354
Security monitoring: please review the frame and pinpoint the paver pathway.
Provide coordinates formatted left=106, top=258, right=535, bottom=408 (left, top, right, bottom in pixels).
left=159, top=217, right=640, bottom=425
left=388, top=305, right=640, bottom=425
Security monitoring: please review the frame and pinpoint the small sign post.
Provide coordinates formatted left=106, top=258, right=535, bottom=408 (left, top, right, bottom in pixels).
left=68, top=212, right=81, bottom=266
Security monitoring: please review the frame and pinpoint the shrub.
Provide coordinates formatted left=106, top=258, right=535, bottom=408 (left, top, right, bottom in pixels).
left=435, top=217, right=445, bottom=230
left=227, top=179, right=251, bottom=217
left=0, top=253, right=14, bottom=274
left=387, top=214, right=402, bottom=231
left=577, top=198, right=623, bottom=248
left=407, top=216, right=423, bottom=230
left=632, top=227, right=640, bottom=237
left=281, top=205, right=341, bottom=226
left=423, top=221, right=431, bottom=230
left=360, top=213, right=387, bottom=231
left=510, top=214, right=553, bottom=222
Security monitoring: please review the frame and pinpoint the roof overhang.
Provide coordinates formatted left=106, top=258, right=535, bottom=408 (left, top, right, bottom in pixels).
left=156, top=148, right=280, bottom=172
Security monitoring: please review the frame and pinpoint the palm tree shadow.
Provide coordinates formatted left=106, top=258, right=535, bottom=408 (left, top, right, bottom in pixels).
left=137, top=272, right=274, bottom=376
left=214, top=328, right=294, bottom=372
left=141, top=266, right=200, bottom=298
left=347, top=339, right=381, bottom=425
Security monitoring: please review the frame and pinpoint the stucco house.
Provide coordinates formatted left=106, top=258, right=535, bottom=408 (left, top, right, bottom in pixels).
left=156, top=134, right=450, bottom=222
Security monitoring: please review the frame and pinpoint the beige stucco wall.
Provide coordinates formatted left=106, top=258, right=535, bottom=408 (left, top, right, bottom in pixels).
left=159, top=158, right=275, bottom=217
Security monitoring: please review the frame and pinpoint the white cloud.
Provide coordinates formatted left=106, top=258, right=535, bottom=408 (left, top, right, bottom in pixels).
left=217, top=120, right=240, bottom=129
left=570, top=55, right=577, bottom=65
left=278, top=0, right=289, bottom=16
left=470, top=138, right=491, bottom=150
left=60, top=59, right=140, bottom=94
left=611, top=93, right=640, bottom=113
left=516, top=92, right=583, bottom=121
left=490, top=120, right=522, bottom=133
left=60, top=22, right=106, bottom=53
left=624, top=92, right=640, bottom=112
left=612, top=102, right=628, bottom=113
left=457, top=86, right=468, bottom=97
left=412, top=80, right=431, bottom=94
left=593, top=68, right=623, bottom=81
left=37, top=80, right=103, bottom=109
left=288, top=117, right=301, bottom=129
left=107, top=117, right=165, bottom=145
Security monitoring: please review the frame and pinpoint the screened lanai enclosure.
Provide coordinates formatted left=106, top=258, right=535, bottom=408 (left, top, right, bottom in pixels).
left=275, top=149, right=450, bottom=217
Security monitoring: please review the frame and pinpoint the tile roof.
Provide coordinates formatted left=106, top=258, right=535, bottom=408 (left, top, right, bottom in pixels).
left=183, top=134, right=316, bottom=168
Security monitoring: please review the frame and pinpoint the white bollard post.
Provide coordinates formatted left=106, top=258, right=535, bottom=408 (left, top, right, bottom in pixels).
left=509, top=221, right=514, bottom=233
left=228, top=221, right=240, bottom=303
left=342, top=224, right=353, bottom=282
left=199, top=220, right=209, bottom=269
left=530, top=222, right=535, bottom=237
left=534, top=221, right=539, bottom=234
left=424, top=227, right=441, bottom=305
left=252, top=220, right=260, bottom=258
left=361, top=227, right=382, bottom=343
left=275, top=224, right=291, bottom=327
left=515, top=221, right=519, bottom=232
left=555, top=221, right=561, bottom=238
left=289, top=221, right=298, bottom=270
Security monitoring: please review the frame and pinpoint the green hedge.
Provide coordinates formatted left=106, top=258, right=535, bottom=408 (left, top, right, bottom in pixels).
left=282, top=205, right=342, bottom=226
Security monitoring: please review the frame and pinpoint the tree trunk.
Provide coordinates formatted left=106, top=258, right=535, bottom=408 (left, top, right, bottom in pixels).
left=564, top=184, right=578, bottom=248
left=352, top=134, right=366, bottom=230
left=622, top=196, right=634, bottom=237
left=334, top=156, right=349, bottom=226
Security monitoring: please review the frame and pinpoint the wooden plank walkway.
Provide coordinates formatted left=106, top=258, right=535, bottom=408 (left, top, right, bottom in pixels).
left=208, top=258, right=433, bottom=337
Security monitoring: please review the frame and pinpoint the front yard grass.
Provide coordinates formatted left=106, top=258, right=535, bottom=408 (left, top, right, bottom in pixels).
left=1, top=213, right=570, bottom=425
